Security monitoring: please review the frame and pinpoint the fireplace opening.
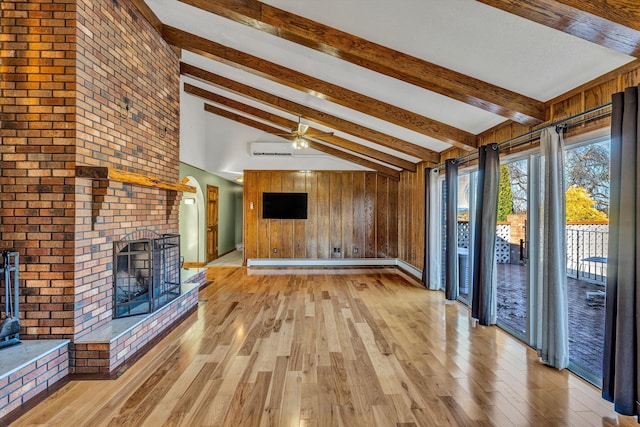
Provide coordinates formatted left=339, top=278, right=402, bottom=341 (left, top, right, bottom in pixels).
left=113, top=233, right=181, bottom=318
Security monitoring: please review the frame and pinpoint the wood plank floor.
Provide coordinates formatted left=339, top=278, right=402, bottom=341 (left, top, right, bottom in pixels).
left=10, top=267, right=637, bottom=426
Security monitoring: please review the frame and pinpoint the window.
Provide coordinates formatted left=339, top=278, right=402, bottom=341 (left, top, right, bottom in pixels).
left=565, top=138, right=610, bottom=384
left=496, top=159, right=530, bottom=341
left=433, top=132, right=610, bottom=387
left=457, top=173, right=474, bottom=303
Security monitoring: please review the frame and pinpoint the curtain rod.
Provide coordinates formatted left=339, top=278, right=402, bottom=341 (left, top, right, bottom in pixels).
left=433, top=102, right=613, bottom=170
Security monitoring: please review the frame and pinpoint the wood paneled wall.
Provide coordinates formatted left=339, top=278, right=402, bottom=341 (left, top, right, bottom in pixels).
left=398, top=165, right=426, bottom=271
left=243, top=170, right=398, bottom=262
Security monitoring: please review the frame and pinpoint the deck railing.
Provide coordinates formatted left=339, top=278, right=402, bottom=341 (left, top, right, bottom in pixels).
left=454, top=222, right=609, bottom=286
left=566, top=225, right=608, bottom=285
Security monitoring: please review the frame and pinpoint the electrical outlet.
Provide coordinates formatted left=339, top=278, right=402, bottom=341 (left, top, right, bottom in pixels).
left=273, top=248, right=278, bottom=253
left=337, top=247, right=341, bottom=253
left=353, top=248, right=358, bottom=254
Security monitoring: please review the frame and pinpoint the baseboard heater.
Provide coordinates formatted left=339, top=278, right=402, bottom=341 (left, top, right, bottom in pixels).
left=246, top=258, right=422, bottom=279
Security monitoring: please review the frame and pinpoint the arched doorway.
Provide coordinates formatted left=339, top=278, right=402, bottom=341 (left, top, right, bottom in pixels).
left=179, top=177, right=205, bottom=264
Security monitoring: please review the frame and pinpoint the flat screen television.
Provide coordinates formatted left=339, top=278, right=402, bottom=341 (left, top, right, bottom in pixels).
left=262, top=192, right=308, bottom=219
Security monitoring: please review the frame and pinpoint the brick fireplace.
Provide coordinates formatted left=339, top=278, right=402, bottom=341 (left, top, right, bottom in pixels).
left=1, top=0, right=194, bottom=395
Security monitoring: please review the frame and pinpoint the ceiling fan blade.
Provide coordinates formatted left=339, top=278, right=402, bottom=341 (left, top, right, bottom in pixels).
left=306, top=131, right=334, bottom=138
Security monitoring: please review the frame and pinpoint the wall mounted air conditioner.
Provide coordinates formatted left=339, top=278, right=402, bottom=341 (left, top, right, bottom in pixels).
left=249, top=142, right=325, bottom=157
left=250, top=142, right=294, bottom=157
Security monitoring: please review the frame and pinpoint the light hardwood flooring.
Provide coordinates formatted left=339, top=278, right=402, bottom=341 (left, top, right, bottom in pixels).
left=10, top=267, right=637, bottom=426
left=206, top=250, right=243, bottom=267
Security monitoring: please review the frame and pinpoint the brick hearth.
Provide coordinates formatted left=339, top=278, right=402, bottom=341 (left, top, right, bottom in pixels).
left=71, top=282, right=199, bottom=376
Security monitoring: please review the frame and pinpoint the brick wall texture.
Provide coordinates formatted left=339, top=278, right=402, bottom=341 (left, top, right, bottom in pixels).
left=1, top=0, right=181, bottom=340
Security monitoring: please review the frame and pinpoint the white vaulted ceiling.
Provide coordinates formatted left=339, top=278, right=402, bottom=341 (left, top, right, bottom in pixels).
left=144, top=0, right=634, bottom=181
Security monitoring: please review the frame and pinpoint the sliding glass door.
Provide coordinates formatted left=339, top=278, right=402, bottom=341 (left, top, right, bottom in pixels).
left=457, top=172, right=474, bottom=304
left=495, top=159, right=530, bottom=341
left=440, top=178, right=446, bottom=291
left=432, top=135, right=610, bottom=386
left=437, top=170, right=476, bottom=302
left=565, top=138, right=610, bottom=384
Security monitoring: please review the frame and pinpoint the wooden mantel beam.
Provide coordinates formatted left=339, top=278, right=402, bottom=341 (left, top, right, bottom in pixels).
left=184, top=84, right=417, bottom=172
left=178, top=0, right=546, bottom=125
left=163, top=26, right=477, bottom=150
left=202, top=104, right=402, bottom=181
left=477, top=0, right=640, bottom=57
left=180, top=63, right=440, bottom=163
left=76, top=166, right=197, bottom=193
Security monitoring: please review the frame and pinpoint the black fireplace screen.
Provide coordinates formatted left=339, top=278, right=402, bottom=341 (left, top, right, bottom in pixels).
left=113, top=234, right=181, bottom=318
left=1, top=251, right=20, bottom=348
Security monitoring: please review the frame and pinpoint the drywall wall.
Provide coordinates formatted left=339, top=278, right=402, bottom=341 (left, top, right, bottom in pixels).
left=180, top=163, right=243, bottom=262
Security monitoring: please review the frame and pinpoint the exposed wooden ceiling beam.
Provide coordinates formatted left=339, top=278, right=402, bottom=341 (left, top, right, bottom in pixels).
left=164, top=26, right=477, bottom=150
left=178, top=0, right=546, bottom=125
left=300, top=143, right=400, bottom=182
left=184, top=84, right=417, bottom=172
left=181, top=63, right=440, bottom=163
left=203, top=104, right=401, bottom=180
left=128, top=0, right=163, bottom=34
left=549, top=0, right=640, bottom=32
left=477, top=0, right=640, bottom=57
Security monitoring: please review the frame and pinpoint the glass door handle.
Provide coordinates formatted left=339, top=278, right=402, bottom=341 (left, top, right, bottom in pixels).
left=520, top=239, right=528, bottom=261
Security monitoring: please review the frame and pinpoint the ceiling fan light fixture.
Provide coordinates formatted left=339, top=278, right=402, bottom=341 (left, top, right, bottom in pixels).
left=292, top=136, right=308, bottom=150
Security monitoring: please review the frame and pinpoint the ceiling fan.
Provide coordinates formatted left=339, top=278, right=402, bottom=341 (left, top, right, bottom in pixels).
left=278, top=117, right=333, bottom=149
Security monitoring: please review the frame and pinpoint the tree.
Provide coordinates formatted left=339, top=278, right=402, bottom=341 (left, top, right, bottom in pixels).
left=497, top=164, right=513, bottom=221
left=565, top=186, right=608, bottom=222
left=507, top=160, right=527, bottom=214
left=565, top=142, right=609, bottom=214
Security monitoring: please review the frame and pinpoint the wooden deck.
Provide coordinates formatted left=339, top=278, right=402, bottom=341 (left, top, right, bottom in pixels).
left=9, top=267, right=636, bottom=426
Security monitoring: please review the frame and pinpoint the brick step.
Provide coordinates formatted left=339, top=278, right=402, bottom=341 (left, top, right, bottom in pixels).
left=0, top=340, right=70, bottom=419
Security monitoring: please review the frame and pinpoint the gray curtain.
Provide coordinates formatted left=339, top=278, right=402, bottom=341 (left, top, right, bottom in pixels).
left=422, top=167, right=432, bottom=288
left=420, top=168, right=441, bottom=290
left=426, top=169, right=441, bottom=290
left=537, top=127, right=569, bottom=369
left=471, top=144, right=499, bottom=325
left=602, top=86, right=639, bottom=416
left=445, top=160, right=459, bottom=300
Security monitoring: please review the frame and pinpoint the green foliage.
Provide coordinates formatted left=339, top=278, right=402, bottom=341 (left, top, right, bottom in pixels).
left=565, top=186, right=608, bottom=222
left=497, top=164, right=513, bottom=222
